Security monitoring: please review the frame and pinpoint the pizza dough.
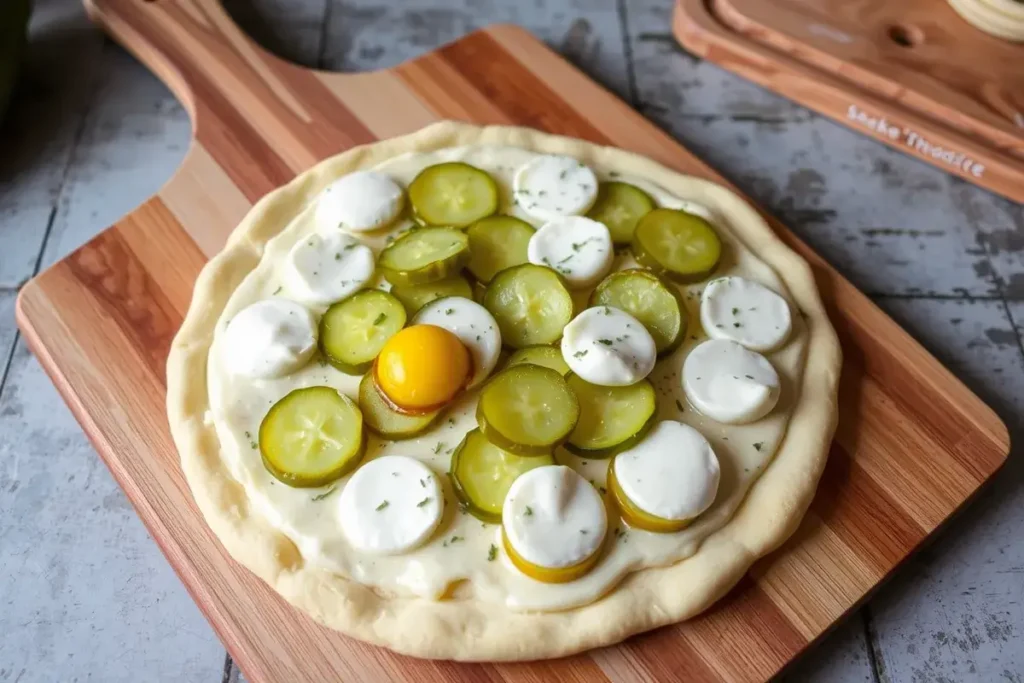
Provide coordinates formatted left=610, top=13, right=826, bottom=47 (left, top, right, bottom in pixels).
left=166, top=122, right=841, bottom=660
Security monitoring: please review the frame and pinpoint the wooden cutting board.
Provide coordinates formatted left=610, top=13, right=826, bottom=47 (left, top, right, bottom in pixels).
left=673, top=0, right=1024, bottom=205
left=15, top=0, right=1010, bottom=681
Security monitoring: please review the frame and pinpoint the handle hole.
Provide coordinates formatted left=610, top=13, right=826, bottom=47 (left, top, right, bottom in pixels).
left=888, top=24, right=923, bottom=47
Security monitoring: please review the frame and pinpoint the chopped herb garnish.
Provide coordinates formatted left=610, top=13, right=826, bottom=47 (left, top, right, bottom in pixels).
left=753, top=442, right=764, bottom=452
left=595, top=339, right=614, bottom=346
left=445, top=308, right=455, bottom=315
left=335, top=253, right=342, bottom=261
left=734, top=322, right=742, bottom=328
left=433, top=442, right=445, bottom=454
left=450, top=535, right=463, bottom=543
left=604, top=306, right=612, bottom=315
left=732, top=307, right=739, bottom=315
left=557, top=254, right=574, bottom=265
left=312, top=487, right=337, bottom=502
left=419, top=478, right=427, bottom=488
left=375, top=500, right=389, bottom=511
left=525, top=506, right=534, bottom=517
left=373, top=312, right=387, bottom=325
left=675, top=399, right=685, bottom=412
left=745, top=374, right=754, bottom=380
left=417, top=497, right=432, bottom=508
left=574, top=350, right=588, bottom=359
left=580, top=529, right=589, bottom=535
left=487, top=544, right=498, bottom=561
left=272, top=286, right=283, bottom=295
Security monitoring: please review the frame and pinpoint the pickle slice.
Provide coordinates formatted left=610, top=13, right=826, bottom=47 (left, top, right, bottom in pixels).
left=466, top=215, right=535, bottom=283
left=259, top=386, right=365, bottom=488
left=565, top=374, right=656, bottom=457
left=389, top=275, right=473, bottom=315
left=587, top=182, right=655, bottom=245
left=590, top=269, right=687, bottom=355
left=482, top=264, right=574, bottom=348
left=449, top=429, right=555, bottom=523
left=631, top=208, right=722, bottom=283
left=502, top=528, right=603, bottom=584
left=378, top=227, right=469, bottom=287
left=358, top=372, right=439, bottom=439
left=319, top=290, right=406, bottom=374
left=476, top=365, right=579, bottom=456
left=506, top=345, right=570, bottom=376
left=408, top=162, right=499, bottom=227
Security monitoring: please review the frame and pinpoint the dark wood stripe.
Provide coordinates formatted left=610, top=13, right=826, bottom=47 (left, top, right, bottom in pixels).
left=64, top=229, right=183, bottom=388
left=812, top=441, right=927, bottom=572
left=395, top=52, right=514, bottom=125
left=620, top=625, right=723, bottom=682
left=682, top=577, right=808, bottom=682
left=438, top=31, right=612, bottom=144
left=499, top=655, right=611, bottom=683
left=259, top=55, right=378, bottom=158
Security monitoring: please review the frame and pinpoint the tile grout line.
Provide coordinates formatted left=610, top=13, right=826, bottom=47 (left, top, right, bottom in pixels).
left=220, top=653, right=233, bottom=683
left=862, top=605, right=888, bottom=683
left=615, top=0, right=640, bottom=108
left=315, top=0, right=332, bottom=70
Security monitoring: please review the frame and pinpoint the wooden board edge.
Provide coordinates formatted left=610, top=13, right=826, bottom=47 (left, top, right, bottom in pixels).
left=670, top=0, right=1024, bottom=205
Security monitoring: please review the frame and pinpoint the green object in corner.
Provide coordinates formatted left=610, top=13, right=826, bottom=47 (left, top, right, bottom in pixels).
left=0, top=0, right=32, bottom=124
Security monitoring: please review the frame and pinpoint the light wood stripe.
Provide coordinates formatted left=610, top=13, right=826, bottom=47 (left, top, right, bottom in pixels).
left=17, top=2, right=1010, bottom=681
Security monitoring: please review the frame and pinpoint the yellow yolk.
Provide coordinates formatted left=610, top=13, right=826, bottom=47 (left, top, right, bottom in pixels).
left=374, top=324, right=471, bottom=412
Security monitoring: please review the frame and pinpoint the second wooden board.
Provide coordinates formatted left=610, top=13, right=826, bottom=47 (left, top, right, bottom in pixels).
left=674, top=0, right=1024, bottom=205
left=15, top=0, right=1010, bottom=681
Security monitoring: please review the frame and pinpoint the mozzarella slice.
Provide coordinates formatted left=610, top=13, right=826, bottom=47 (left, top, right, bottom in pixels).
left=413, top=296, right=501, bottom=388
left=701, top=276, right=792, bottom=352
left=221, top=299, right=317, bottom=379
left=284, top=231, right=375, bottom=306
left=316, top=170, right=404, bottom=233
left=513, top=155, right=598, bottom=222
left=682, top=339, right=780, bottom=424
left=561, top=306, right=657, bottom=386
left=337, top=455, right=443, bottom=555
left=527, top=216, right=613, bottom=289
left=502, top=465, right=607, bottom=569
left=613, top=421, right=720, bottom=521
left=660, top=196, right=715, bottom=222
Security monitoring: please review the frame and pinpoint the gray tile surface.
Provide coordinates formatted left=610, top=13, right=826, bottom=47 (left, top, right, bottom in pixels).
left=2, top=0, right=1023, bottom=681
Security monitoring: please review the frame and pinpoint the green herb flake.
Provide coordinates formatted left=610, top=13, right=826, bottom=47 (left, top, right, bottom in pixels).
left=272, top=286, right=283, bottom=295
left=433, top=442, right=445, bottom=454
left=445, top=308, right=455, bottom=315
left=373, top=312, right=387, bottom=326
left=417, top=497, right=432, bottom=508
left=419, top=478, right=427, bottom=488
left=573, top=350, right=588, bottom=359
left=450, top=535, right=463, bottom=544
left=753, top=442, right=764, bottom=452
left=733, top=322, right=742, bottom=328
left=675, top=399, right=685, bottom=412
left=524, top=506, right=534, bottom=517
left=312, top=487, right=337, bottom=502
left=731, top=307, right=739, bottom=315
left=487, top=544, right=498, bottom=561
left=595, top=339, right=614, bottom=346
left=375, top=500, right=390, bottom=511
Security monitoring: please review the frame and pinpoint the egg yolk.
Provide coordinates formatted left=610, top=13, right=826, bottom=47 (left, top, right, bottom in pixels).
left=374, top=324, right=471, bottom=412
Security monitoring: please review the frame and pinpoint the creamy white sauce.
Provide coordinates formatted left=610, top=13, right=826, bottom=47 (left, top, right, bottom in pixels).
left=285, top=230, right=375, bottom=306
left=502, top=466, right=606, bottom=569
left=412, top=296, right=501, bottom=389
left=683, top=339, right=780, bottom=424
left=561, top=306, right=656, bottom=386
left=337, top=455, right=443, bottom=555
left=701, top=276, right=792, bottom=352
left=613, top=421, right=720, bottom=521
left=513, top=154, right=598, bottom=221
left=316, top=170, right=404, bottom=232
left=221, top=299, right=317, bottom=379
left=527, top=216, right=613, bottom=289
left=206, top=145, right=808, bottom=612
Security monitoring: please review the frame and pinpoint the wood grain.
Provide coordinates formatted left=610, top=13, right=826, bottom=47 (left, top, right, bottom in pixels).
left=14, top=0, right=1009, bottom=681
left=673, top=0, right=1024, bottom=205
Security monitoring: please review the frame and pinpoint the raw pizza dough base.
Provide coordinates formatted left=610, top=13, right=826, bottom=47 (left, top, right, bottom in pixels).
left=166, top=121, right=842, bottom=661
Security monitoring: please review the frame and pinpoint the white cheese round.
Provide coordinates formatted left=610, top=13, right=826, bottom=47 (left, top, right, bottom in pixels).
left=337, top=455, right=443, bottom=555
left=316, top=170, right=404, bottom=233
left=221, top=299, right=317, bottom=379
left=682, top=339, right=780, bottom=424
left=613, top=421, right=720, bottom=521
left=701, top=276, right=792, bottom=352
left=527, top=216, right=614, bottom=289
left=513, top=154, right=598, bottom=222
left=413, top=296, right=501, bottom=388
left=284, top=231, right=375, bottom=306
left=502, top=465, right=607, bottom=570
left=561, top=306, right=657, bottom=386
